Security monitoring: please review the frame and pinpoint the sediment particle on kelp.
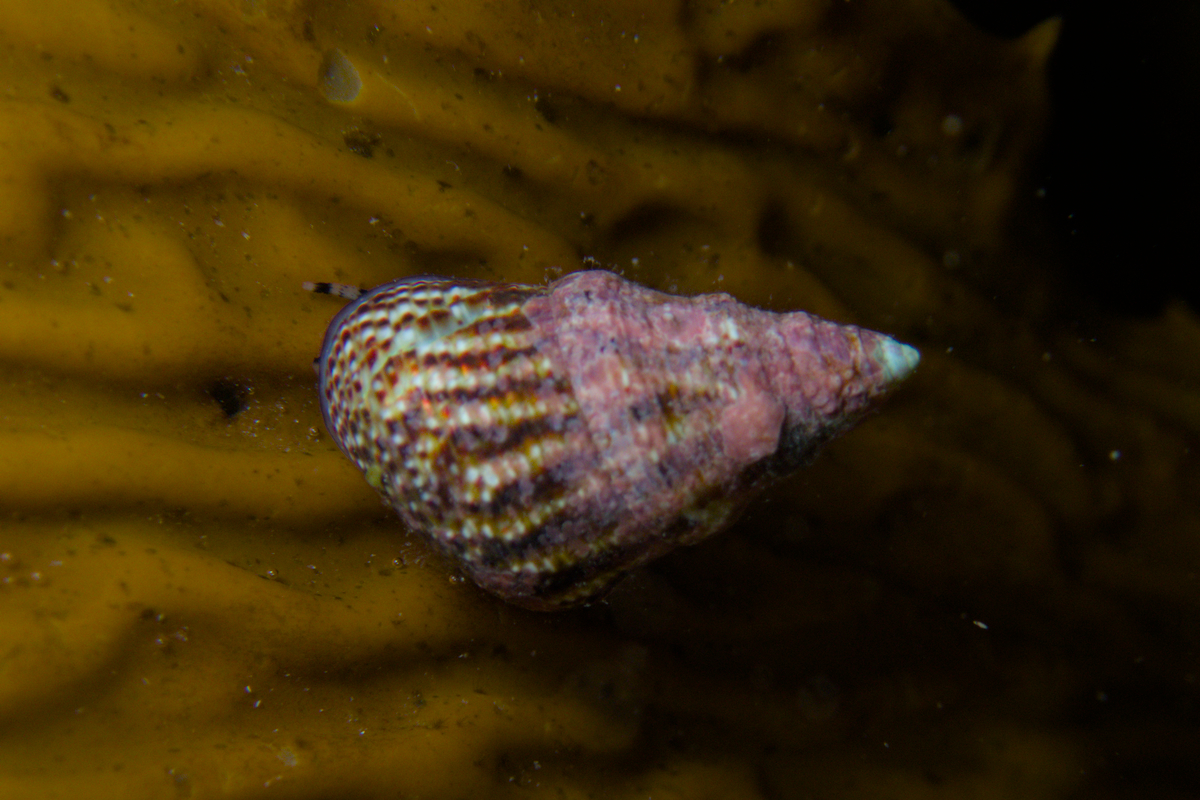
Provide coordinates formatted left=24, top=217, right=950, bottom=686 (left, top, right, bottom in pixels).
left=313, top=270, right=919, bottom=610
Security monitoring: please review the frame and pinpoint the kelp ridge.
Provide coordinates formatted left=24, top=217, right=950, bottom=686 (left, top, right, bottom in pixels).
left=1, top=1, right=1198, bottom=798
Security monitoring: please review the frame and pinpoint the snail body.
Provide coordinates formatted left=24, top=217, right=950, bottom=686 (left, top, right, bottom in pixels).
left=315, top=270, right=918, bottom=610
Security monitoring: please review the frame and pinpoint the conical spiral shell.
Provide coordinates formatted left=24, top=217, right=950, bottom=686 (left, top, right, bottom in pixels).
left=316, top=270, right=919, bottom=609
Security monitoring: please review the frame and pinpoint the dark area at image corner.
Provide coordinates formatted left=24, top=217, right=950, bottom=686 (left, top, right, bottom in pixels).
left=952, top=0, right=1200, bottom=316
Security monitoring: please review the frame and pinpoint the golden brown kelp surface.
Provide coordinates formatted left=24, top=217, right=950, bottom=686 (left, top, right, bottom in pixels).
left=1, top=1, right=1197, bottom=798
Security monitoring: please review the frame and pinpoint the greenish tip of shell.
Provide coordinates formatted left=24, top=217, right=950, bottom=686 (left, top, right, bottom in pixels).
left=875, top=337, right=921, bottom=385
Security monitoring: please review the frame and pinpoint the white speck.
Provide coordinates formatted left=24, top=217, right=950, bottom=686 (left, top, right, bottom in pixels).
left=1109, top=450, right=1121, bottom=461
left=482, top=465, right=501, bottom=488
left=972, top=620, right=988, bottom=630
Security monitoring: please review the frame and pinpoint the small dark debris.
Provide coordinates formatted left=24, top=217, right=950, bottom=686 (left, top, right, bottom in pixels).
left=756, top=200, right=791, bottom=257
left=870, top=113, right=893, bottom=139
left=585, top=159, right=605, bottom=186
left=344, top=131, right=381, bottom=158
left=534, top=95, right=558, bottom=123
left=501, top=164, right=523, bottom=180
left=207, top=378, right=248, bottom=418
left=50, top=85, right=70, bottom=103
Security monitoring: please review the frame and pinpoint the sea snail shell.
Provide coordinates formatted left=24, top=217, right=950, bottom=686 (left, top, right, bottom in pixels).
left=312, top=270, right=919, bottom=610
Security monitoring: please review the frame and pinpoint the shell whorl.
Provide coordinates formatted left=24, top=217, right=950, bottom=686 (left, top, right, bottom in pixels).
left=316, top=270, right=919, bottom=610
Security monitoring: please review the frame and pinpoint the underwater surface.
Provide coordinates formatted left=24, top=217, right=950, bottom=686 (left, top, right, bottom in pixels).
left=1, top=0, right=1197, bottom=797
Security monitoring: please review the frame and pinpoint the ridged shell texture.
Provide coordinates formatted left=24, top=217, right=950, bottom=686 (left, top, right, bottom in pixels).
left=317, top=270, right=919, bottom=609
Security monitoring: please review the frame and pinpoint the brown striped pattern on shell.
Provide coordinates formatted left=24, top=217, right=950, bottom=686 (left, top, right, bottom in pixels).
left=320, top=278, right=583, bottom=577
